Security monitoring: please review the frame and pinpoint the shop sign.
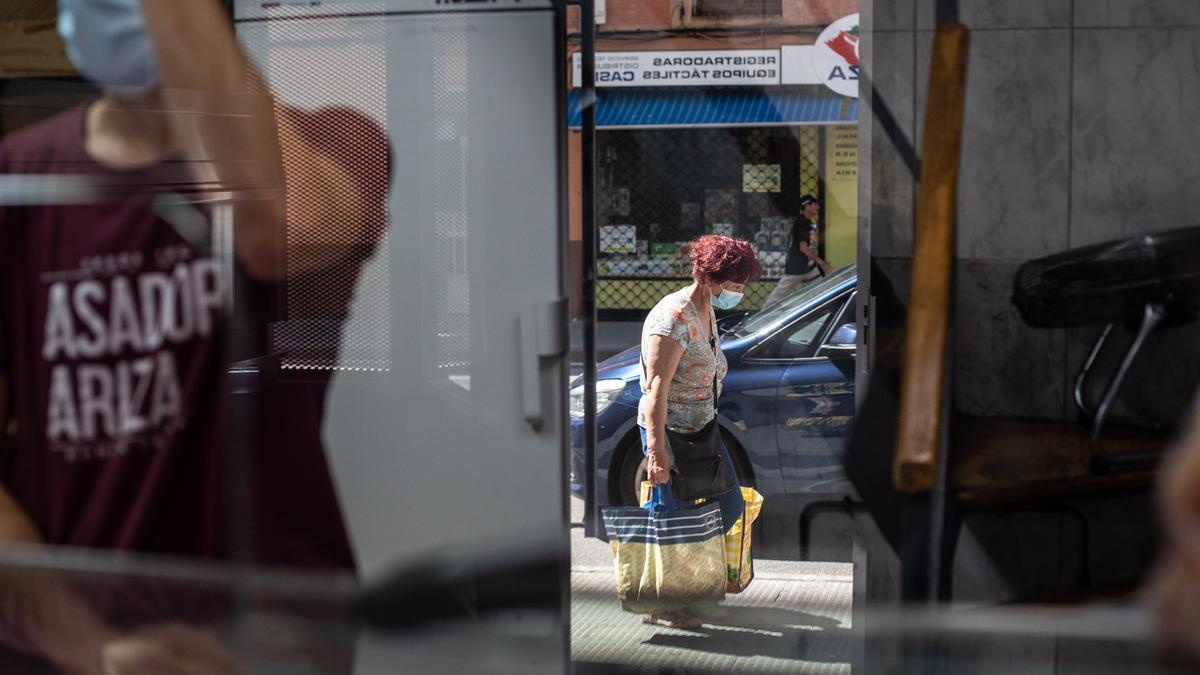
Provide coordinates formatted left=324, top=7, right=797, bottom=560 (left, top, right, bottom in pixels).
left=572, top=50, right=782, bottom=88
left=599, top=225, right=637, bottom=253
left=823, top=125, right=859, bottom=268
left=812, top=13, right=860, bottom=98
left=780, top=46, right=819, bottom=85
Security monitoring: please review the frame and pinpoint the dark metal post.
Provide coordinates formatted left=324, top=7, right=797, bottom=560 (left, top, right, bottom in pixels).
left=580, top=0, right=600, bottom=537
left=936, top=0, right=959, bottom=23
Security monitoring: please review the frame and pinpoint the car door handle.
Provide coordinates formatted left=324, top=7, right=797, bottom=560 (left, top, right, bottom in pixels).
left=520, top=298, right=568, bottom=431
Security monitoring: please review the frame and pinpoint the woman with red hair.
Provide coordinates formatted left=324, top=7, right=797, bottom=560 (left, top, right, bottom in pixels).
left=637, top=235, right=762, bottom=628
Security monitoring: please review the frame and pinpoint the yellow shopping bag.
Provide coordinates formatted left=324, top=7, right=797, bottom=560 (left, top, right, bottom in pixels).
left=639, top=482, right=764, bottom=593
left=725, top=487, right=763, bottom=593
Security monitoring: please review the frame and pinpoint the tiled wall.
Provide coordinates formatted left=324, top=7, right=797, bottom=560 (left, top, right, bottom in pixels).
left=864, top=0, right=1200, bottom=423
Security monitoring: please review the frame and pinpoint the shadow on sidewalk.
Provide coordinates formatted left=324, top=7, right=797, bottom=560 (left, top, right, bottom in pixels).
left=641, top=605, right=851, bottom=664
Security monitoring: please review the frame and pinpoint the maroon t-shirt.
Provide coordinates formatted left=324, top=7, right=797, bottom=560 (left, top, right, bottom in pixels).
left=0, top=105, right=387, bottom=571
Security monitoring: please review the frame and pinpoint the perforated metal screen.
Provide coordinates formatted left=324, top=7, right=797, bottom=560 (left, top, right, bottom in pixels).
left=242, top=12, right=392, bottom=372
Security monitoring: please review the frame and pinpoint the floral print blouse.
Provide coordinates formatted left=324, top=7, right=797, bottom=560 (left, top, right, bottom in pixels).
left=637, top=288, right=728, bottom=433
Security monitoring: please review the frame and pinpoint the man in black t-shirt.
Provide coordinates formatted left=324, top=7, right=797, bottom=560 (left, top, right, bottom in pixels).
left=764, top=195, right=832, bottom=307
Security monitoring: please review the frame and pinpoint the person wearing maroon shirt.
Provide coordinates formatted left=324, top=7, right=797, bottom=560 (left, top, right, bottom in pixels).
left=0, top=1, right=388, bottom=672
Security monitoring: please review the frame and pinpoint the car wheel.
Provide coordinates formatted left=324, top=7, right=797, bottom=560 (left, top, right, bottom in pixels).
left=616, top=438, right=648, bottom=507
left=614, top=428, right=754, bottom=507
left=720, top=427, right=756, bottom=490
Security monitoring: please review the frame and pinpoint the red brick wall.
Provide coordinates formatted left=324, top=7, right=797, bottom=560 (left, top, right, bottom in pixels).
left=603, top=0, right=675, bottom=29
left=569, top=0, right=858, bottom=33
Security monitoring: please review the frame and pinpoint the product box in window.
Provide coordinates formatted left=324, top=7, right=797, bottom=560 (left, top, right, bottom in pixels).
left=609, top=258, right=671, bottom=277
left=650, top=243, right=677, bottom=258
left=754, top=230, right=770, bottom=250
left=675, top=242, right=692, bottom=273
left=606, top=258, right=634, bottom=276
left=769, top=230, right=787, bottom=250
left=758, top=250, right=786, bottom=268
left=647, top=259, right=672, bottom=276
left=599, top=224, right=637, bottom=254
left=754, top=227, right=781, bottom=252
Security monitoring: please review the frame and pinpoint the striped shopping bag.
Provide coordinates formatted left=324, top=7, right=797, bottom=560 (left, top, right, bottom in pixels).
left=638, top=481, right=764, bottom=593
left=602, top=490, right=726, bottom=614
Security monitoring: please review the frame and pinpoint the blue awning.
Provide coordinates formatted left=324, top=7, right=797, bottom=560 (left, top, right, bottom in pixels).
left=567, top=87, right=857, bottom=129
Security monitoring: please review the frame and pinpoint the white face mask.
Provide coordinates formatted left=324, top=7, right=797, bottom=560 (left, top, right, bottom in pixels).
left=58, top=0, right=160, bottom=96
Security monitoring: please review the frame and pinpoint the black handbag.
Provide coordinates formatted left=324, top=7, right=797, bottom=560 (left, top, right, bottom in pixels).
left=665, top=417, right=736, bottom=502
left=642, top=327, right=737, bottom=502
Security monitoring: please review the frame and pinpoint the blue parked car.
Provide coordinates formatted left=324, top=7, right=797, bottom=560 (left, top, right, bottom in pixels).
left=570, top=266, right=857, bottom=510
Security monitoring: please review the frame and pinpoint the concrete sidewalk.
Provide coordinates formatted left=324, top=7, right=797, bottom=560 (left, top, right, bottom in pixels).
left=571, top=562, right=854, bottom=674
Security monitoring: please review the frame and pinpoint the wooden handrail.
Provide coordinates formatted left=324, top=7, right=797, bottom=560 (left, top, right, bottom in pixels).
left=893, top=23, right=970, bottom=494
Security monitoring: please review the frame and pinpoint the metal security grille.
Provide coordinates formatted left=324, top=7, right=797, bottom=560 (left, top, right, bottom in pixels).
left=595, top=125, right=822, bottom=316
left=799, top=125, right=820, bottom=197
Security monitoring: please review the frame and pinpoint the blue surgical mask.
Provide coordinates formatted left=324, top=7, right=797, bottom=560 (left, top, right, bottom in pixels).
left=58, top=0, right=159, bottom=95
left=712, top=288, right=744, bottom=310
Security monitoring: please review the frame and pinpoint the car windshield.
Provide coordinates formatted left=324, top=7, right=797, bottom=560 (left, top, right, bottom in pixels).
left=728, top=265, right=855, bottom=338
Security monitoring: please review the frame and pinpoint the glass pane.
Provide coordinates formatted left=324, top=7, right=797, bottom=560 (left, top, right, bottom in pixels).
left=734, top=266, right=855, bottom=337
left=1, top=1, right=566, bottom=672
left=0, top=551, right=562, bottom=673
left=777, top=299, right=839, bottom=358
left=568, top=1, right=862, bottom=672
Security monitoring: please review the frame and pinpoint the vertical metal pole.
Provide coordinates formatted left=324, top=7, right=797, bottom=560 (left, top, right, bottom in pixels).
left=817, top=127, right=827, bottom=265
left=215, top=193, right=254, bottom=619
left=581, top=0, right=600, bottom=537
left=936, top=0, right=959, bottom=23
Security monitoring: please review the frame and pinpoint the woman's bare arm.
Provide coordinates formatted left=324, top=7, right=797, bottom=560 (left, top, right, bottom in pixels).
left=642, top=335, right=684, bottom=485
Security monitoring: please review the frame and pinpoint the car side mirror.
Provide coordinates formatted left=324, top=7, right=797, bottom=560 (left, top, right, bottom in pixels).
left=817, top=323, right=857, bottom=360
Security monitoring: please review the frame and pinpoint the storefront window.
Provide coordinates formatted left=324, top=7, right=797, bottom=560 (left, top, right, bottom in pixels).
left=568, top=3, right=861, bottom=316
left=591, top=122, right=856, bottom=313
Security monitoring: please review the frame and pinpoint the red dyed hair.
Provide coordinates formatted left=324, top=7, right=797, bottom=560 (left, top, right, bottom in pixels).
left=690, top=235, right=762, bottom=285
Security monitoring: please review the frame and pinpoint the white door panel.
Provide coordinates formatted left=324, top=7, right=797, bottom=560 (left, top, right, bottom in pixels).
left=236, top=5, right=566, bottom=588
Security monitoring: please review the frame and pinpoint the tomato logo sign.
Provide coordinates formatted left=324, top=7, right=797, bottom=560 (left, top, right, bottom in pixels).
left=813, top=13, right=860, bottom=98
left=826, top=30, right=860, bottom=68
